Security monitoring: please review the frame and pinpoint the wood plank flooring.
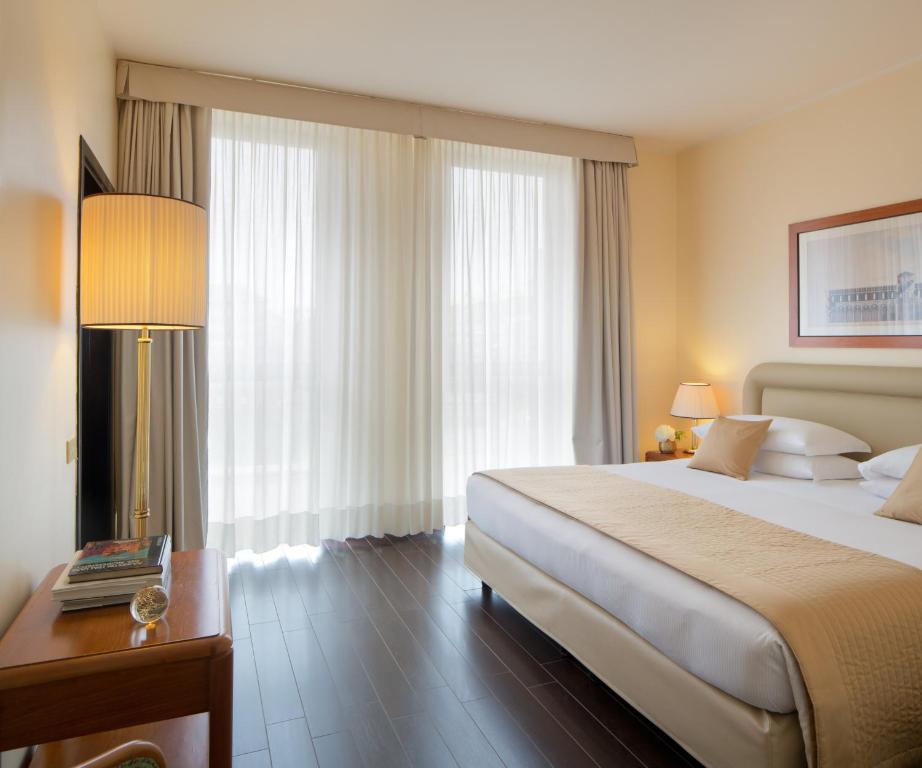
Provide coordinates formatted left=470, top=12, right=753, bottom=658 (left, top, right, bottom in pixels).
left=229, top=527, right=702, bottom=768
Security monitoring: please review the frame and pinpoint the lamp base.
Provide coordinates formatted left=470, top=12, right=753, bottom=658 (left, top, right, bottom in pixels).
left=134, top=510, right=150, bottom=540
left=689, top=418, right=701, bottom=454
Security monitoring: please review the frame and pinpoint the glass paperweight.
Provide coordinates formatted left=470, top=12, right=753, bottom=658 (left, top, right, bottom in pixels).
left=130, top=585, right=170, bottom=627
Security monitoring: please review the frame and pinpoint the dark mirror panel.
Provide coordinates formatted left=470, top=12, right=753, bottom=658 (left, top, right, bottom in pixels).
left=77, top=137, right=116, bottom=547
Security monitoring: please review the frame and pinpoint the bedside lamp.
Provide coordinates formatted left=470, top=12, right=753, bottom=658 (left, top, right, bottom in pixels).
left=80, top=193, right=206, bottom=539
left=670, top=382, right=720, bottom=453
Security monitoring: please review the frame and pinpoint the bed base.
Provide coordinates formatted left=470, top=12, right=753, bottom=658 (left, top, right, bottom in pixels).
left=464, top=520, right=807, bottom=768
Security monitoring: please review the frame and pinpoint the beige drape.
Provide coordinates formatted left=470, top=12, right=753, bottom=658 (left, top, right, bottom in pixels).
left=114, top=99, right=210, bottom=549
left=573, top=160, right=636, bottom=464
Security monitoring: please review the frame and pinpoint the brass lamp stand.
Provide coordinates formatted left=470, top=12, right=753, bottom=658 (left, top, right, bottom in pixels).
left=80, top=193, right=207, bottom=541
left=134, top=328, right=152, bottom=539
left=690, top=418, right=702, bottom=453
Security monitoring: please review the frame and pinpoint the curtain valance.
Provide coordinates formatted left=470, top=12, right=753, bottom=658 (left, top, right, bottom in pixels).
left=116, top=60, right=637, bottom=165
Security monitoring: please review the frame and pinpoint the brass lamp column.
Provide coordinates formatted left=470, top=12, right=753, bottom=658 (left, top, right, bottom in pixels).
left=80, top=193, right=207, bottom=540
left=133, top=328, right=152, bottom=537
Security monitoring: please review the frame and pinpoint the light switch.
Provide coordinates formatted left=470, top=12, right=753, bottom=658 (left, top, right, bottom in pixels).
left=66, top=436, right=78, bottom=464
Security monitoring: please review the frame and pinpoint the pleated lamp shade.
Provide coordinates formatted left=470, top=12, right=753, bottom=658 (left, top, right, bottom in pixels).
left=670, top=382, right=720, bottom=419
left=80, top=193, right=207, bottom=329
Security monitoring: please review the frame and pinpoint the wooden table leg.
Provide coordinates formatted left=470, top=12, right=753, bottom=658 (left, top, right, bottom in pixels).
left=209, top=650, right=234, bottom=768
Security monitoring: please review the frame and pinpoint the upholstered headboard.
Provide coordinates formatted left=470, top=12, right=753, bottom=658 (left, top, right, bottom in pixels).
left=742, top=363, right=922, bottom=457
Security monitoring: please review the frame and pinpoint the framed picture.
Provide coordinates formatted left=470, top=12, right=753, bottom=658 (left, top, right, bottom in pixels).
left=789, top=197, right=922, bottom=348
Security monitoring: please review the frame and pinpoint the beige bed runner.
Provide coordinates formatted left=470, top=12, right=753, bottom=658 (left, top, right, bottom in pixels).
left=478, top=466, right=922, bottom=768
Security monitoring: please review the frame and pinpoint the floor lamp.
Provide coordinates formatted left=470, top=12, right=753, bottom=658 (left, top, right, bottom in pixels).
left=80, top=193, right=206, bottom=539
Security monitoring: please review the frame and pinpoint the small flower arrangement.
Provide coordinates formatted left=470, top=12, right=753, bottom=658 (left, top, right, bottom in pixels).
left=654, top=424, right=685, bottom=453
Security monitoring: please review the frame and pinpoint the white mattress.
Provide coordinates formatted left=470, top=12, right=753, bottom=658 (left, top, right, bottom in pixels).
left=466, top=460, right=922, bottom=713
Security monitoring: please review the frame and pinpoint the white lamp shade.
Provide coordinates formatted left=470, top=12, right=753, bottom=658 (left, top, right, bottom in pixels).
left=670, top=382, right=720, bottom=419
left=80, top=193, right=207, bottom=329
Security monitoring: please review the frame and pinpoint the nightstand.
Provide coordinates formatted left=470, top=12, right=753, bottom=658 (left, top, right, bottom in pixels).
left=645, top=450, right=694, bottom=462
left=0, top=549, right=232, bottom=767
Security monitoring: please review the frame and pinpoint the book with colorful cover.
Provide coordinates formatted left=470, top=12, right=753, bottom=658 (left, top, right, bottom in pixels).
left=67, top=535, right=171, bottom=582
left=53, top=559, right=171, bottom=608
left=53, top=554, right=170, bottom=599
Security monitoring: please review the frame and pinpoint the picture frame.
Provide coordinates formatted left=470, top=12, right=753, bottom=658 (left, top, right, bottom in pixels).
left=789, top=197, right=922, bottom=348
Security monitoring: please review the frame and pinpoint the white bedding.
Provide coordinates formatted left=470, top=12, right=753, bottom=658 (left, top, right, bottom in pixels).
left=466, top=460, right=922, bottom=713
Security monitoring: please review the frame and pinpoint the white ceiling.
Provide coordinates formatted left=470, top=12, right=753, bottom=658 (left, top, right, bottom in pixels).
left=95, top=0, right=922, bottom=148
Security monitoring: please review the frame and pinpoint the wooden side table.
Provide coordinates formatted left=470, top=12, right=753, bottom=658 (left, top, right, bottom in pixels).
left=644, top=450, right=694, bottom=462
left=0, top=549, right=232, bottom=767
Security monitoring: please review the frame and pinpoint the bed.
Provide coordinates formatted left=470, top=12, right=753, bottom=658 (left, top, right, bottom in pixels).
left=463, top=362, right=922, bottom=768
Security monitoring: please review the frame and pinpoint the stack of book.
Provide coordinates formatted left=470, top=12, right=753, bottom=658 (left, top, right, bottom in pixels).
left=52, top=535, right=172, bottom=611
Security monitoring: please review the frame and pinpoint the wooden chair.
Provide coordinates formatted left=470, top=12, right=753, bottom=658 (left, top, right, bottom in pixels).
left=30, top=712, right=207, bottom=768
left=71, top=741, right=166, bottom=768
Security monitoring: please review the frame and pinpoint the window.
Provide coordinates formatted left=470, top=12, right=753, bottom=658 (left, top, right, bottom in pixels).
left=207, top=110, right=578, bottom=553
left=438, top=146, right=577, bottom=518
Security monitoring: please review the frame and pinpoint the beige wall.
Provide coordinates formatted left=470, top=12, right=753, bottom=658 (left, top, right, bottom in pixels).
left=629, top=141, right=679, bottom=454
left=0, top=0, right=116, bottom=636
left=675, top=58, right=922, bottom=414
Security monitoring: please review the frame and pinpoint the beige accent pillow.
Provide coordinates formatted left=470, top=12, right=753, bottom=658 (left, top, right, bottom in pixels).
left=688, top=416, right=773, bottom=481
left=876, top=447, right=922, bottom=525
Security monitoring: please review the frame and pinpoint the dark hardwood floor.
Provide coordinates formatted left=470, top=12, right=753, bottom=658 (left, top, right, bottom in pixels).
left=228, top=527, right=702, bottom=768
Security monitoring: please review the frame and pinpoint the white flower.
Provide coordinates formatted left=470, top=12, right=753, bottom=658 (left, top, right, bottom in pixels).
left=655, top=424, right=676, bottom=442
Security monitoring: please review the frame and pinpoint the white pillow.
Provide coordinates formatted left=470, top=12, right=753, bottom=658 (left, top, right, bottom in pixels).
left=858, top=444, right=921, bottom=481
left=860, top=478, right=901, bottom=500
left=752, top=451, right=862, bottom=481
left=692, top=415, right=870, bottom=457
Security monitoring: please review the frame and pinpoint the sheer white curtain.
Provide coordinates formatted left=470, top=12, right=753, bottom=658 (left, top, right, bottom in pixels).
left=207, top=110, right=577, bottom=554
left=430, top=141, right=578, bottom=521
left=207, top=111, right=436, bottom=554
